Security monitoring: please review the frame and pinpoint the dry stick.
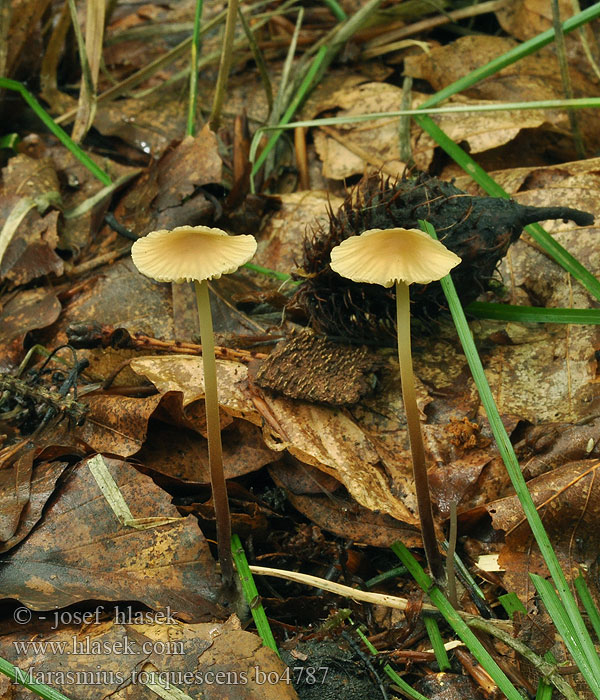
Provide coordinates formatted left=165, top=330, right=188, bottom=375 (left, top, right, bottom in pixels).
left=248, top=565, right=578, bottom=700
left=570, top=0, right=600, bottom=81
left=209, top=0, right=240, bottom=131
left=398, top=75, right=413, bottom=165
left=195, top=279, right=234, bottom=585
left=396, top=281, right=444, bottom=582
left=446, top=501, right=458, bottom=608
left=294, top=126, right=309, bottom=190
left=551, top=0, right=585, bottom=158
left=318, top=124, right=404, bottom=176
left=362, top=0, right=508, bottom=50
left=64, top=244, right=132, bottom=277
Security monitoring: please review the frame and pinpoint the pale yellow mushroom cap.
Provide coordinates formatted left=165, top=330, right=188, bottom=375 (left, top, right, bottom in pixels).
left=131, top=225, right=257, bottom=283
left=329, top=227, right=461, bottom=288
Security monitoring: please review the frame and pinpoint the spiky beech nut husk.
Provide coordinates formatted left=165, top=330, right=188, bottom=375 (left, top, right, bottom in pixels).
left=252, top=328, right=383, bottom=405
left=292, top=173, right=594, bottom=344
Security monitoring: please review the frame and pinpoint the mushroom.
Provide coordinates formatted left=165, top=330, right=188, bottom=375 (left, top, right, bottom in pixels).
left=330, top=227, right=461, bottom=581
left=131, top=225, right=257, bottom=586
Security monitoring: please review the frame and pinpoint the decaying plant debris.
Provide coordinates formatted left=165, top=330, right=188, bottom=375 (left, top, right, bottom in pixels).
left=2, top=0, right=600, bottom=697
left=294, top=173, right=594, bottom=342
left=252, top=328, right=384, bottom=405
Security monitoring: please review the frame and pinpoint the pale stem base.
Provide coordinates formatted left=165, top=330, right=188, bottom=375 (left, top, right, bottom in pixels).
left=395, top=280, right=444, bottom=582
left=195, top=279, right=234, bottom=585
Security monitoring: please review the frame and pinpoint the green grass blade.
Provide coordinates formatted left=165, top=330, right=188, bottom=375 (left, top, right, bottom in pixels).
left=322, top=0, right=347, bottom=22
left=0, top=78, right=112, bottom=186
left=466, top=302, right=600, bottom=324
left=418, top=3, right=600, bottom=109
left=258, top=97, right=600, bottom=131
left=536, top=653, right=557, bottom=700
left=392, top=542, right=523, bottom=700
left=420, top=219, right=600, bottom=697
left=382, top=668, right=430, bottom=700
left=424, top=616, right=451, bottom=671
left=242, top=262, right=293, bottom=281
left=574, top=573, right=600, bottom=644
left=498, top=592, right=527, bottom=619
left=366, top=564, right=407, bottom=587
left=0, top=656, right=73, bottom=700
left=0, top=133, right=19, bottom=149
left=352, top=619, right=431, bottom=700
left=530, top=574, right=595, bottom=682
left=238, top=6, right=273, bottom=113
left=231, top=534, right=279, bottom=656
left=440, top=541, right=487, bottom=604
left=272, top=7, right=304, bottom=125
left=250, top=45, right=327, bottom=184
left=186, top=0, right=204, bottom=136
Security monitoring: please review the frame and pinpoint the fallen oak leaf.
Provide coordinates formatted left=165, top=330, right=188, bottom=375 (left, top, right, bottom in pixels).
left=0, top=455, right=222, bottom=620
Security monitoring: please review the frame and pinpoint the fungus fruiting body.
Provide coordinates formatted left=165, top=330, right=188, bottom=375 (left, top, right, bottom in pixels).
left=132, top=225, right=257, bottom=586
left=330, top=227, right=461, bottom=581
left=299, top=173, right=594, bottom=343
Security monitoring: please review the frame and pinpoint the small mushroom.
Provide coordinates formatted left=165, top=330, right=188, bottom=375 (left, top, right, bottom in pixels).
left=330, top=227, right=461, bottom=581
left=132, top=225, right=257, bottom=586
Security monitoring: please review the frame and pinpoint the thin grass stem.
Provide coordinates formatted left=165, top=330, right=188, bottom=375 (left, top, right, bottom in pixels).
left=186, top=0, right=204, bottom=136
left=209, top=0, right=240, bottom=130
left=0, top=78, right=112, bottom=186
left=420, top=220, right=600, bottom=697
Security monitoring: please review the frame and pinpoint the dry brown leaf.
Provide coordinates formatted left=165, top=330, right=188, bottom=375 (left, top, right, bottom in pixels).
left=93, top=85, right=190, bottom=159
left=487, top=459, right=600, bottom=603
left=3, top=210, right=63, bottom=284
left=412, top=96, right=556, bottom=172
left=479, top=323, right=598, bottom=423
left=4, top=0, right=51, bottom=78
left=0, top=287, right=61, bottom=370
left=75, top=392, right=165, bottom=456
left=0, top=155, right=62, bottom=280
left=129, top=354, right=420, bottom=524
left=458, top=161, right=600, bottom=424
left=270, top=460, right=422, bottom=548
left=0, top=455, right=221, bottom=619
left=311, top=82, right=408, bottom=179
left=0, top=441, right=76, bottom=554
left=128, top=349, right=502, bottom=531
left=496, top=0, right=575, bottom=40
left=130, top=355, right=255, bottom=417
left=0, top=444, right=35, bottom=545
left=0, top=459, right=71, bottom=554
left=254, top=191, right=344, bottom=275
left=138, top=418, right=280, bottom=483
left=405, top=35, right=600, bottom=156
left=45, top=143, right=140, bottom=255
left=1, top=615, right=297, bottom=699
left=59, top=258, right=174, bottom=341
left=154, top=126, right=223, bottom=211
left=516, top=418, right=600, bottom=481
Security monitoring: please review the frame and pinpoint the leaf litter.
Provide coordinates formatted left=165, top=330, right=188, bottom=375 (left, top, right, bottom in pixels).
left=1, top=0, right=600, bottom=696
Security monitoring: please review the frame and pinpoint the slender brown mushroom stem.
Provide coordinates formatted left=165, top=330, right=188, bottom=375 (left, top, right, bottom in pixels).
left=395, top=280, right=444, bottom=582
left=195, top=279, right=234, bottom=586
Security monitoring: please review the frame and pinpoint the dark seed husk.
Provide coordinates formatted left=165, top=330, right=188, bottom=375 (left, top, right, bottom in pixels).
left=253, top=329, right=383, bottom=405
left=292, top=173, right=594, bottom=344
